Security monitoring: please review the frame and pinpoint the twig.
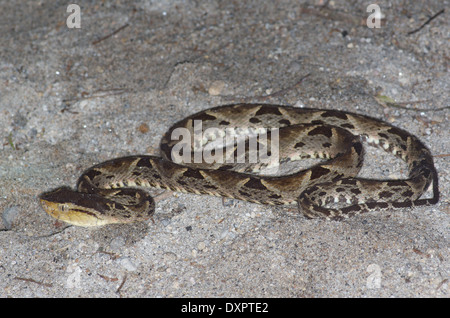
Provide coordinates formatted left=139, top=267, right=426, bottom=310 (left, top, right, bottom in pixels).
left=61, top=88, right=129, bottom=112
left=97, top=248, right=120, bottom=260
left=98, top=274, right=119, bottom=282
left=14, top=277, right=53, bottom=288
left=116, top=274, right=127, bottom=295
left=61, top=106, right=79, bottom=114
left=387, top=104, right=449, bottom=112
left=386, top=103, right=449, bottom=112
left=260, top=73, right=311, bottom=99
left=224, top=73, right=311, bottom=102
left=407, top=9, right=445, bottom=35
left=436, top=279, right=448, bottom=292
left=30, top=225, right=72, bottom=239
left=92, top=23, right=129, bottom=45
left=374, top=95, right=449, bottom=112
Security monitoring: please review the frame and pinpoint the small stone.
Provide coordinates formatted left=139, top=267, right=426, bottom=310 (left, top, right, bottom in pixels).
left=163, top=252, right=178, bottom=262
left=2, top=206, right=20, bottom=229
left=197, top=241, right=206, bottom=251
left=79, top=100, right=88, bottom=109
left=160, top=218, right=171, bottom=227
left=117, top=257, right=138, bottom=271
left=138, top=123, right=149, bottom=134
left=110, top=236, right=126, bottom=250
left=208, top=81, right=225, bottom=96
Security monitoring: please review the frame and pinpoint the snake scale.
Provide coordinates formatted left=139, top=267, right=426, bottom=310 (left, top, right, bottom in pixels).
left=39, top=104, right=439, bottom=226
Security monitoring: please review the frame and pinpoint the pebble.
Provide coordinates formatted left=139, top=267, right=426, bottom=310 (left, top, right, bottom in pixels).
left=66, top=264, right=82, bottom=289
left=160, top=218, right=171, bottom=227
left=208, top=81, right=225, bottom=96
left=138, top=123, right=149, bottom=134
left=117, top=257, right=138, bottom=271
left=163, top=252, right=178, bottom=262
left=197, top=241, right=206, bottom=251
left=109, top=236, right=126, bottom=250
left=2, top=206, right=20, bottom=229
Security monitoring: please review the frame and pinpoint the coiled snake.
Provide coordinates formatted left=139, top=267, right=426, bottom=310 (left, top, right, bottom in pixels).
left=39, top=104, right=439, bottom=226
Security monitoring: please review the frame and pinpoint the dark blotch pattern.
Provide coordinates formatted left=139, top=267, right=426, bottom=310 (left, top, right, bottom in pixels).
left=249, top=117, right=262, bottom=124
left=136, top=158, right=152, bottom=168
left=321, top=110, right=348, bottom=120
left=402, top=189, right=414, bottom=197
left=85, top=169, right=102, bottom=180
left=183, top=168, right=205, bottom=179
left=352, top=142, right=363, bottom=156
left=340, top=179, right=357, bottom=185
left=378, top=191, right=394, bottom=199
left=254, top=106, right=282, bottom=116
left=389, top=180, right=409, bottom=187
left=310, top=167, right=330, bottom=180
left=308, top=126, right=333, bottom=138
left=392, top=201, right=412, bottom=208
left=244, top=178, right=266, bottom=190
left=367, top=202, right=388, bottom=209
left=269, top=194, right=282, bottom=199
left=341, top=205, right=361, bottom=214
left=340, top=123, right=355, bottom=129
left=239, top=190, right=250, bottom=197
left=387, top=127, right=408, bottom=142
left=193, top=113, right=217, bottom=121
left=278, top=119, right=291, bottom=126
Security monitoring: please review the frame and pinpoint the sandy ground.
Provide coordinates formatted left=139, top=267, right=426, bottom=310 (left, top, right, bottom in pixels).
left=0, top=0, right=448, bottom=297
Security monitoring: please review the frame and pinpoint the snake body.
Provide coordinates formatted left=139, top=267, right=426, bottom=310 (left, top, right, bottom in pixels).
left=39, top=104, right=439, bottom=226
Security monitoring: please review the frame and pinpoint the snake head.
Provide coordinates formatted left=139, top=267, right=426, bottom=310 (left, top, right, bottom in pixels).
left=39, top=187, right=116, bottom=226
left=39, top=187, right=154, bottom=227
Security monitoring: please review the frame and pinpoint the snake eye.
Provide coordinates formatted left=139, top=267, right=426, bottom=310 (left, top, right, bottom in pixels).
left=59, top=204, right=68, bottom=212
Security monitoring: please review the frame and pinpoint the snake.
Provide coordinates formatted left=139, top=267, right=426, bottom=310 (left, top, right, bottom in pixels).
left=39, top=104, right=439, bottom=226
